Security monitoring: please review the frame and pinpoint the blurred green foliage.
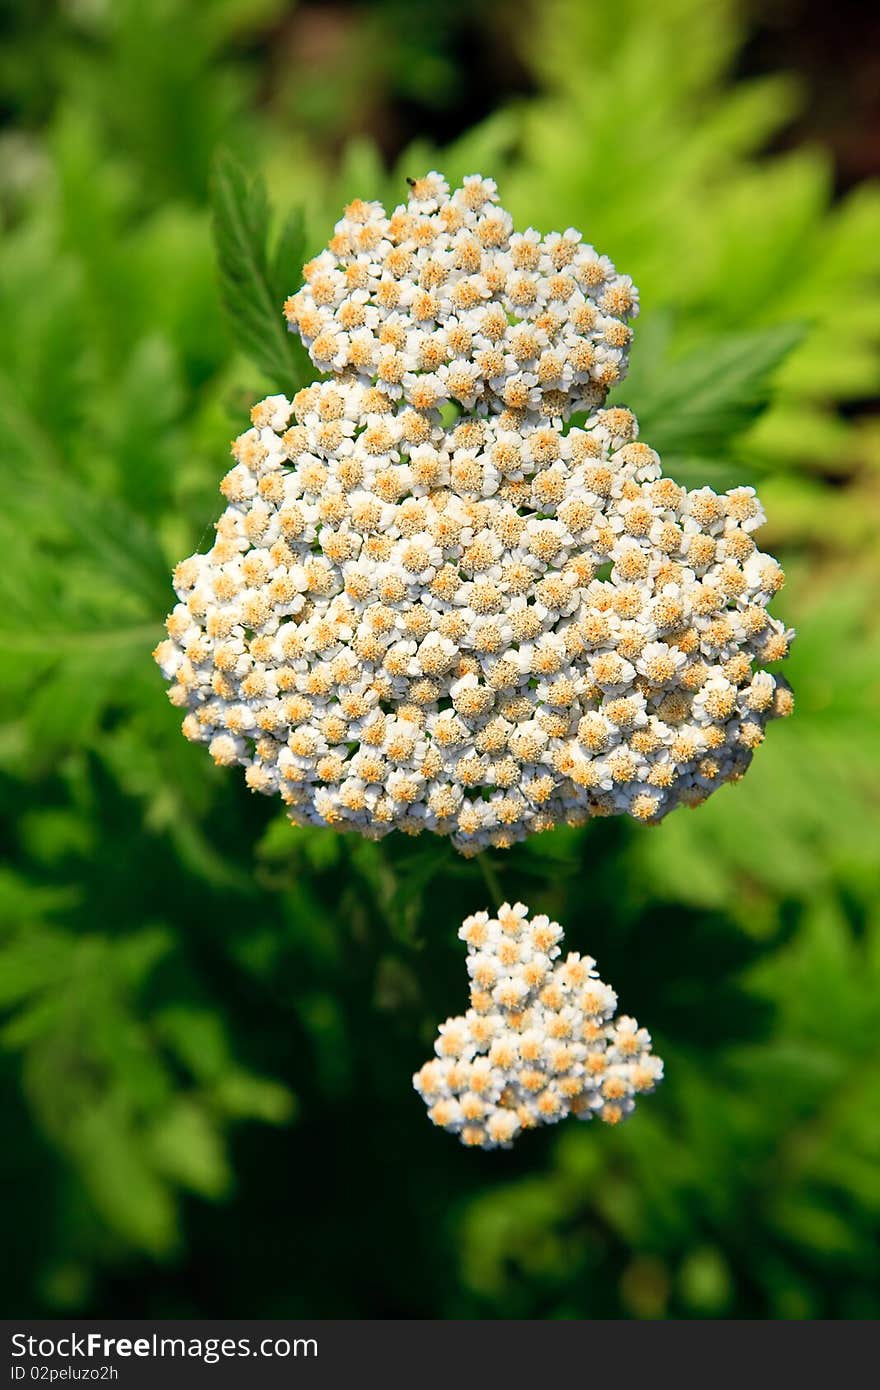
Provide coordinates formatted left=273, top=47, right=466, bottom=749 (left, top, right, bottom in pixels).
left=1, top=0, right=879, bottom=1318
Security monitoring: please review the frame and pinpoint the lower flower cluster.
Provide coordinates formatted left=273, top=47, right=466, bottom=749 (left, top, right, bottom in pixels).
left=413, top=902, right=663, bottom=1148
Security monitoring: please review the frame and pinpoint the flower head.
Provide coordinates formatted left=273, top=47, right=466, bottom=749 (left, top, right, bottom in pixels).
left=413, top=902, right=663, bottom=1148
left=154, top=173, right=793, bottom=854
left=284, top=172, right=638, bottom=421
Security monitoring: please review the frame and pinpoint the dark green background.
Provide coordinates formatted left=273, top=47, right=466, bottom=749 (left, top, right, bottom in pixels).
left=1, top=0, right=879, bottom=1318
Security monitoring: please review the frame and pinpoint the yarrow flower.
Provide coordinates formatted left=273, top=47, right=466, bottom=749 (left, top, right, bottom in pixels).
left=413, top=902, right=663, bottom=1149
left=283, top=171, right=638, bottom=420
left=154, top=172, right=794, bottom=854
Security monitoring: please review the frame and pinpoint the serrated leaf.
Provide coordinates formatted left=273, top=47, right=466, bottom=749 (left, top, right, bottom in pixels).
left=617, top=322, right=805, bottom=461
left=211, top=148, right=312, bottom=393
left=269, top=204, right=307, bottom=306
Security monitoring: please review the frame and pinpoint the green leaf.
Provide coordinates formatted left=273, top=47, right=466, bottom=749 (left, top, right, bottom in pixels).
left=72, top=1104, right=179, bottom=1256
left=617, top=321, right=805, bottom=463
left=269, top=204, right=308, bottom=309
left=211, top=148, right=313, bottom=393
left=0, top=896, right=292, bottom=1257
left=149, top=1100, right=231, bottom=1200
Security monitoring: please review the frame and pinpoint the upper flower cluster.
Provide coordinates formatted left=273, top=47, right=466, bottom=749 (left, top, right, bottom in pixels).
left=413, top=902, right=663, bottom=1148
left=284, top=172, right=637, bottom=422
left=154, top=173, right=793, bottom=854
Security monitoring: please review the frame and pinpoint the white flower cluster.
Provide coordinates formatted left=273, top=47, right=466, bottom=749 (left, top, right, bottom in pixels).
left=154, top=173, right=793, bottom=854
left=413, top=902, right=663, bottom=1149
left=284, top=171, right=637, bottom=421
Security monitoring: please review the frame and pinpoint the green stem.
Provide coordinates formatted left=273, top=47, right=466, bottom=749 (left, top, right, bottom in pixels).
left=476, top=853, right=503, bottom=907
